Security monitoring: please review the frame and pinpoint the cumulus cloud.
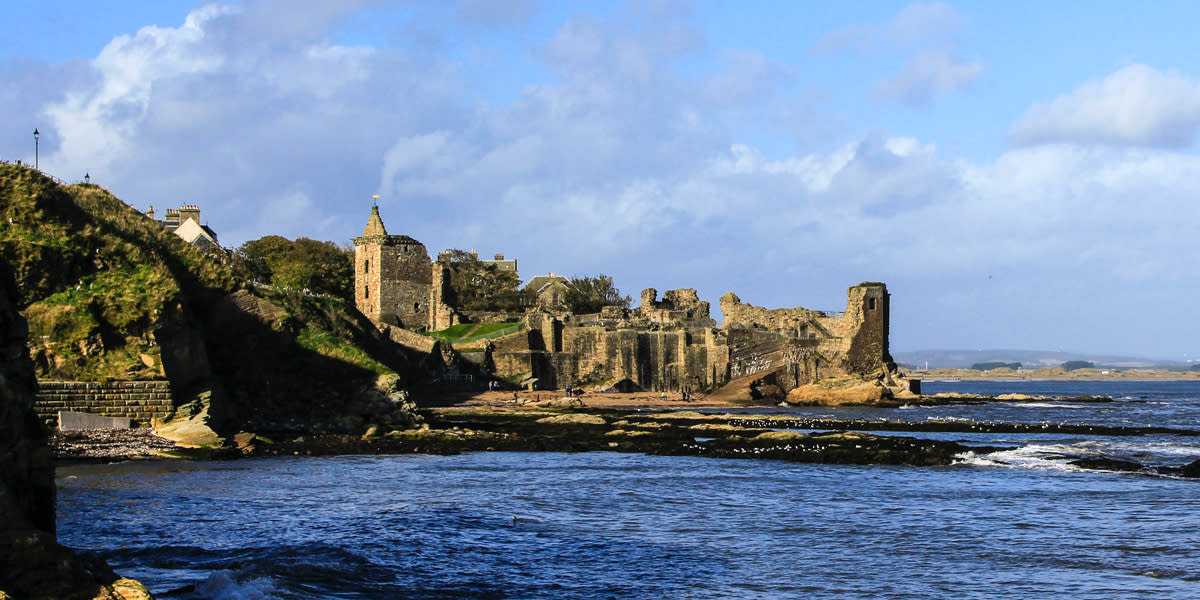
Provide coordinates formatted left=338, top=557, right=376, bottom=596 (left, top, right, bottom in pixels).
left=1010, top=64, right=1200, bottom=149
left=12, top=1, right=1200, bottom=355
left=30, top=1, right=468, bottom=245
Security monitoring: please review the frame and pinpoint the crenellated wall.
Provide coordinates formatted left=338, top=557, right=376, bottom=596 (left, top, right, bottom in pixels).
left=33, top=380, right=175, bottom=429
left=720, top=282, right=892, bottom=377
left=487, top=283, right=890, bottom=395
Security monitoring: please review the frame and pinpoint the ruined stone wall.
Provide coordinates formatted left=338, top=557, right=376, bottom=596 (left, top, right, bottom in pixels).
left=379, top=325, right=438, bottom=354
left=428, top=263, right=459, bottom=331
left=718, top=283, right=892, bottom=390
left=635, top=288, right=716, bottom=327
left=32, top=381, right=175, bottom=429
left=491, top=324, right=728, bottom=392
left=480, top=283, right=888, bottom=394
left=460, top=310, right=526, bottom=324
left=704, top=329, right=731, bottom=387
left=727, top=330, right=827, bottom=391
left=719, top=283, right=891, bottom=374
left=490, top=329, right=535, bottom=354
left=719, top=292, right=830, bottom=335
left=557, top=326, right=610, bottom=384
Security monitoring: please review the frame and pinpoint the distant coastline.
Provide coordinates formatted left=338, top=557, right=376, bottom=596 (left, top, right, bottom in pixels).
left=905, top=367, right=1200, bottom=381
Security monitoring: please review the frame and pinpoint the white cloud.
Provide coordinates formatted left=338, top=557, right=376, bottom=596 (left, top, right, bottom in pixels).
left=42, top=5, right=237, bottom=174
left=456, top=0, right=538, bottom=28
left=872, top=48, right=984, bottom=106
left=701, top=49, right=788, bottom=107
left=15, top=1, right=1200, bottom=355
left=1010, top=64, right=1200, bottom=149
left=813, top=3, right=981, bottom=107
left=812, top=3, right=962, bottom=53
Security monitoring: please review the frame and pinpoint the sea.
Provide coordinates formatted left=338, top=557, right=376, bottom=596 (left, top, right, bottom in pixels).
left=57, top=380, right=1200, bottom=599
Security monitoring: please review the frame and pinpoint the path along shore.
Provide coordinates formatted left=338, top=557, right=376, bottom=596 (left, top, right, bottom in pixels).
left=420, top=389, right=727, bottom=411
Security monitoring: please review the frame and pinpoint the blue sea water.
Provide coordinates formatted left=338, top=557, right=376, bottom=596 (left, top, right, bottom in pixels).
left=57, top=381, right=1200, bottom=599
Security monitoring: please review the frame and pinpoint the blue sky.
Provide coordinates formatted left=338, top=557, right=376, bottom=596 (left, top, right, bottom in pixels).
left=4, top=1, right=1200, bottom=359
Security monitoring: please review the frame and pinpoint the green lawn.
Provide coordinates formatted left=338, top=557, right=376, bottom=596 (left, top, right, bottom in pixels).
left=425, top=322, right=524, bottom=344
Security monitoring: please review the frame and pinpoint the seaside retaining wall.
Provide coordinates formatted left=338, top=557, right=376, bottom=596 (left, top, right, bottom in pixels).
left=33, top=380, right=175, bottom=429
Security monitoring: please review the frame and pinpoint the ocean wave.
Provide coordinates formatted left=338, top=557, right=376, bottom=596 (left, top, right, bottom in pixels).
left=1009, top=402, right=1088, bottom=409
left=1075, top=439, right=1200, bottom=461
left=954, top=444, right=1090, bottom=472
left=956, top=438, right=1200, bottom=473
left=191, top=571, right=279, bottom=600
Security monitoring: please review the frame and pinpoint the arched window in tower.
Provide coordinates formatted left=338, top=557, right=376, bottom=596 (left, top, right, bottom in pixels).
left=364, top=286, right=370, bottom=299
left=364, top=259, right=369, bottom=273
left=867, top=297, right=876, bottom=310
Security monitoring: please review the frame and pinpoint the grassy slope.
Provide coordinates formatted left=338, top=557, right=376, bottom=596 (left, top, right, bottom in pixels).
left=426, top=322, right=524, bottom=345
left=0, top=164, right=403, bottom=391
left=0, top=165, right=237, bottom=379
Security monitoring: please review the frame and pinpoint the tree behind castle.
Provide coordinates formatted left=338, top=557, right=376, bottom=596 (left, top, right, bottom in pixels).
left=235, top=235, right=354, bottom=300
left=438, top=249, right=525, bottom=311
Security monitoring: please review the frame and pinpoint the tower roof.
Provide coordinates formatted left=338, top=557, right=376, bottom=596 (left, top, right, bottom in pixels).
left=363, top=206, right=388, bottom=237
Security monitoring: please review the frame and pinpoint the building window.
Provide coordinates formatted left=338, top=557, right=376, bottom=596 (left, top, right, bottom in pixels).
left=414, top=302, right=420, bottom=312
left=867, top=297, right=876, bottom=310
left=364, top=259, right=369, bottom=273
left=365, top=286, right=370, bottom=299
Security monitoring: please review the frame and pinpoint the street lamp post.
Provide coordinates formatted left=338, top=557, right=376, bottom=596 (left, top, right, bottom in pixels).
left=33, top=128, right=39, bottom=170
left=84, top=173, right=90, bottom=185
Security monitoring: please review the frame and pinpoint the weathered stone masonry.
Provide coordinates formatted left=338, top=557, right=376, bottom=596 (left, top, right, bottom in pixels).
left=348, top=207, right=895, bottom=395
left=33, top=380, right=175, bottom=428
left=487, top=283, right=893, bottom=394
left=354, top=206, right=433, bottom=330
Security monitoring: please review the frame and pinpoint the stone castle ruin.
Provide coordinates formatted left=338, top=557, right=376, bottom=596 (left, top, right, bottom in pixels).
left=353, top=207, right=904, bottom=400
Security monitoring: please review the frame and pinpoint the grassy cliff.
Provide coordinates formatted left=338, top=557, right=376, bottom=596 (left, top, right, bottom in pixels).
left=0, top=163, right=414, bottom=433
left=0, top=164, right=238, bottom=378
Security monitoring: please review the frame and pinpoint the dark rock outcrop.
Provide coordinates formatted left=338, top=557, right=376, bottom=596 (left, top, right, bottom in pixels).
left=0, top=261, right=152, bottom=599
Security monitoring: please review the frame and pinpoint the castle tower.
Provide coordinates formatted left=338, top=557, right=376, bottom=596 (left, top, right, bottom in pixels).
left=353, top=206, right=433, bottom=329
left=843, top=283, right=891, bottom=373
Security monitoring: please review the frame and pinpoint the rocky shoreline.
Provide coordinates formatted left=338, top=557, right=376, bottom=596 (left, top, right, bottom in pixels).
left=49, top=397, right=1200, bottom=477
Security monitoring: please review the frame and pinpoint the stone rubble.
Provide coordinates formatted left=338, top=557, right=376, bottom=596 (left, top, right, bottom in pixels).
left=52, top=429, right=180, bottom=460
